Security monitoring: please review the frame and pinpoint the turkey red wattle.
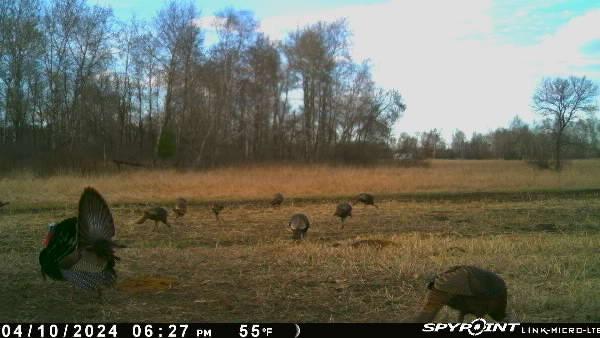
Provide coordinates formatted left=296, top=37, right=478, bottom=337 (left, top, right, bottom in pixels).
left=42, top=232, right=54, bottom=246
left=43, top=223, right=57, bottom=246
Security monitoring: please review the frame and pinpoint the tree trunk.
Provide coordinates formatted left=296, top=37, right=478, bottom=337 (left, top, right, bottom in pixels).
left=555, top=132, right=562, bottom=171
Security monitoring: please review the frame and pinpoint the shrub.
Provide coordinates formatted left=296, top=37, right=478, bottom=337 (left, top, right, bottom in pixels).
left=157, top=128, right=177, bottom=160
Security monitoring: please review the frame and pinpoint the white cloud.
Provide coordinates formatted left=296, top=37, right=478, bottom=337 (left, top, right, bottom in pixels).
left=257, top=1, right=600, bottom=140
left=192, top=15, right=223, bottom=29
left=532, top=9, right=600, bottom=76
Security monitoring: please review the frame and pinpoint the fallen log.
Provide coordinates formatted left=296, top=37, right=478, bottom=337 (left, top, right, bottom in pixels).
left=113, top=159, right=144, bottom=170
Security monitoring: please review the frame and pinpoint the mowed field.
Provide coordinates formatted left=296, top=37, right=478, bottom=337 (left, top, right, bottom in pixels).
left=0, top=160, right=600, bottom=322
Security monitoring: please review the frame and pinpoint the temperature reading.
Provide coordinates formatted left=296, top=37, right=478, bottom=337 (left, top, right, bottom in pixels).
left=239, top=325, right=272, bottom=338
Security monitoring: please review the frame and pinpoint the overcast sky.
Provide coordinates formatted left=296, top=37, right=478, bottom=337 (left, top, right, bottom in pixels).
left=94, top=0, right=600, bottom=140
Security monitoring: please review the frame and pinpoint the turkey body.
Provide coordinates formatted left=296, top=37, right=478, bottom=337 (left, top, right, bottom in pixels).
left=356, top=193, right=377, bottom=207
left=173, top=198, right=187, bottom=218
left=39, top=187, right=120, bottom=290
left=334, top=202, right=353, bottom=227
left=271, top=193, right=284, bottom=207
left=137, top=207, right=170, bottom=230
left=416, top=265, right=507, bottom=322
left=289, top=213, right=310, bottom=240
left=211, top=203, right=224, bottom=221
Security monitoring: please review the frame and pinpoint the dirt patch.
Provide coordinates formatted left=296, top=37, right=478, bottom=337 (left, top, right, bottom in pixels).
left=350, top=239, right=395, bottom=249
left=117, top=276, right=177, bottom=293
left=530, top=223, right=558, bottom=232
left=447, top=246, right=467, bottom=254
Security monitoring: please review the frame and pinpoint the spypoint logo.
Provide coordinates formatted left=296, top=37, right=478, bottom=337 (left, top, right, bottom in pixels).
left=422, top=318, right=520, bottom=336
left=468, top=318, right=487, bottom=336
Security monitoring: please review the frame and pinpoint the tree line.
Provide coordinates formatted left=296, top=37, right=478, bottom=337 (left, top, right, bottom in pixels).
left=2, top=1, right=598, bottom=174
left=0, top=0, right=405, bottom=173
left=396, top=114, right=599, bottom=165
left=395, top=76, right=599, bottom=169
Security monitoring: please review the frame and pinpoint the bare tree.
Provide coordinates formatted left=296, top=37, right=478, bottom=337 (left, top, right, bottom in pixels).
left=212, top=8, right=258, bottom=162
left=420, top=129, right=443, bottom=159
left=533, top=76, right=599, bottom=169
left=284, top=19, right=352, bottom=161
left=0, top=0, right=42, bottom=145
left=451, top=130, right=466, bottom=159
left=153, top=0, right=202, bottom=164
left=396, top=132, right=418, bottom=159
left=0, top=1, right=408, bottom=172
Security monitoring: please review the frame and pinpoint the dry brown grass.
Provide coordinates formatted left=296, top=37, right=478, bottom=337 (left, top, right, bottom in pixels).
left=1, top=161, right=599, bottom=322
left=2, top=160, right=600, bottom=207
left=1, top=196, right=599, bottom=322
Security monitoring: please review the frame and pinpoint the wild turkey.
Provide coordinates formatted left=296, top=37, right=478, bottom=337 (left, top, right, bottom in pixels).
left=211, top=203, right=224, bottom=222
left=173, top=198, right=187, bottom=218
left=289, top=213, right=310, bottom=240
left=334, top=202, right=352, bottom=228
left=0, top=201, right=9, bottom=208
left=136, top=207, right=170, bottom=230
left=39, top=187, right=122, bottom=294
left=415, top=265, right=507, bottom=322
left=271, top=193, right=284, bottom=207
left=355, top=193, right=378, bottom=208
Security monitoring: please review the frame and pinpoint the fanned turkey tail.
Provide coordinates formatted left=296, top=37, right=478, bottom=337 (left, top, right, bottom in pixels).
left=78, top=187, right=115, bottom=244
left=63, top=187, right=121, bottom=290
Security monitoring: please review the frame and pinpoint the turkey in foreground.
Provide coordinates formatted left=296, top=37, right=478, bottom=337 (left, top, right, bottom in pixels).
left=211, top=203, right=225, bottom=222
left=39, top=187, right=121, bottom=293
left=355, top=193, right=378, bottom=208
left=136, top=207, right=170, bottom=230
left=271, top=193, right=284, bottom=207
left=173, top=198, right=187, bottom=218
left=334, top=202, right=352, bottom=228
left=415, top=265, right=507, bottom=322
left=289, top=213, right=310, bottom=240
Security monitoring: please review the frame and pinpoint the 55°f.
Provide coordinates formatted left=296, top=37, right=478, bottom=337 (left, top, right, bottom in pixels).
left=239, top=325, right=272, bottom=337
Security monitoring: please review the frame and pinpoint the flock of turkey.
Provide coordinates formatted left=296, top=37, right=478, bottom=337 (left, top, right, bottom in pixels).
left=17, top=187, right=508, bottom=322
left=132, top=191, right=377, bottom=235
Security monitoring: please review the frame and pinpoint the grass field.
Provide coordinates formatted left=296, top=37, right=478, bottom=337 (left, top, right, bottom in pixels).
left=0, top=160, right=599, bottom=322
left=2, top=160, right=600, bottom=207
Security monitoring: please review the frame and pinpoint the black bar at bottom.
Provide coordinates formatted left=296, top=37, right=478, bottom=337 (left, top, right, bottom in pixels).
left=0, top=323, right=599, bottom=338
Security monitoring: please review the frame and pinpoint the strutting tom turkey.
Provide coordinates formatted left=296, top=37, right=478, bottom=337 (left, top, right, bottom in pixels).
left=39, top=187, right=122, bottom=293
